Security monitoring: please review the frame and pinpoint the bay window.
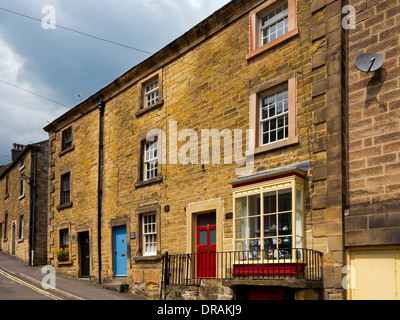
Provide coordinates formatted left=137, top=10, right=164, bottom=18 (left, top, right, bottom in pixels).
left=233, top=174, right=304, bottom=262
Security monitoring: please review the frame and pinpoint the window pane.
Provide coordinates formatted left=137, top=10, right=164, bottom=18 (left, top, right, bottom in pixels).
left=264, top=192, right=277, bottom=214
left=270, top=118, right=277, bottom=130
left=263, top=214, right=277, bottom=237
left=248, top=195, right=260, bottom=216
left=61, top=229, right=69, bottom=249
left=296, top=212, right=303, bottom=237
left=210, top=229, right=216, bottom=245
left=296, top=190, right=303, bottom=210
left=278, top=189, right=292, bottom=212
left=264, top=238, right=277, bottom=251
left=262, top=132, right=269, bottom=145
left=235, top=219, right=247, bottom=239
left=199, top=216, right=208, bottom=227
left=249, top=217, right=261, bottom=238
left=279, top=236, right=292, bottom=248
left=235, top=240, right=248, bottom=253
left=278, top=116, right=285, bottom=128
left=270, top=130, right=276, bottom=143
left=235, top=197, right=247, bottom=218
left=63, top=175, right=70, bottom=191
left=278, top=212, right=292, bottom=235
left=63, top=191, right=70, bottom=204
left=296, top=237, right=303, bottom=249
left=262, top=121, right=269, bottom=133
left=210, top=215, right=216, bottom=226
left=269, top=104, right=276, bottom=117
left=199, top=230, right=208, bottom=245
left=262, top=108, right=268, bottom=120
left=277, top=128, right=284, bottom=140
left=249, top=246, right=261, bottom=260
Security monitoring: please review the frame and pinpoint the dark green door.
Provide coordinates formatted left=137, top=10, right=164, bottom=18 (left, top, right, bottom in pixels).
left=79, top=232, right=90, bottom=278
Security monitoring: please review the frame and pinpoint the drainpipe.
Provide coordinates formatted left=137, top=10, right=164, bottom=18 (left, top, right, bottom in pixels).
left=98, top=100, right=105, bottom=284
left=29, top=149, right=37, bottom=267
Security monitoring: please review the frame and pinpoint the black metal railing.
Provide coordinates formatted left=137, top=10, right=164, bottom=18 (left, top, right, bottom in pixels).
left=161, top=248, right=323, bottom=288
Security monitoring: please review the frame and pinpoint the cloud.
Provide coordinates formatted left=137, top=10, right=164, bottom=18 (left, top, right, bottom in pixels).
left=0, top=0, right=231, bottom=165
left=0, top=36, right=65, bottom=164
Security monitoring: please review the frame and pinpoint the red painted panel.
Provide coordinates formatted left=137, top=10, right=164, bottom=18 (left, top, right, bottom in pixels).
left=248, top=288, right=284, bottom=300
left=232, top=263, right=304, bottom=275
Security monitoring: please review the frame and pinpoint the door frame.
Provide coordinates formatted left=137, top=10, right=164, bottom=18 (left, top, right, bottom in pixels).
left=109, top=217, right=131, bottom=279
left=186, top=199, right=223, bottom=255
left=196, top=212, right=217, bottom=278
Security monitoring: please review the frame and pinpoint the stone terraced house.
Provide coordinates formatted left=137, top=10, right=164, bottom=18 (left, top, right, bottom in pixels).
left=0, top=142, right=49, bottom=266
left=43, top=0, right=400, bottom=300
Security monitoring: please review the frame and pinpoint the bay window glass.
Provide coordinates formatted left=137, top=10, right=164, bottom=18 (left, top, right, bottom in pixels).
left=234, top=176, right=304, bottom=261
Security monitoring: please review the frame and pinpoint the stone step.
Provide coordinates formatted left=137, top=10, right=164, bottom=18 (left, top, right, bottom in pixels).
left=102, top=279, right=130, bottom=293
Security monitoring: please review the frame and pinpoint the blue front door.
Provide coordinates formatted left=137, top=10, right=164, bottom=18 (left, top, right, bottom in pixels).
left=114, top=226, right=128, bottom=277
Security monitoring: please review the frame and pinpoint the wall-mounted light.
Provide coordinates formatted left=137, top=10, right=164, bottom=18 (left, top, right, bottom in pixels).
left=19, top=174, right=31, bottom=184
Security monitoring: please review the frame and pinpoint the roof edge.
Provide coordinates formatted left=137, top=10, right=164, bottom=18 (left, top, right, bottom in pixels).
left=229, top=161, right=311, bottom=187
left=43, top=0, right=263, bottom=133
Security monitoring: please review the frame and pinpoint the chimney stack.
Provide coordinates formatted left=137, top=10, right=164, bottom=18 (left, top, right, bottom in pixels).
left=11, top=143, right=25, bottom=162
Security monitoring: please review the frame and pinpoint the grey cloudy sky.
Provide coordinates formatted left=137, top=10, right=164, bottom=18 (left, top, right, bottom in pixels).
left=0, top=0, right=231, bottom=165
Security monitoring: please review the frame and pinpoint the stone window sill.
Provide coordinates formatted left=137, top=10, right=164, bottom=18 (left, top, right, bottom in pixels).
left=246, top=28, right=299, bottom=61
left=58, top=145, right=75, bottom=157
left=247, top=136, right=299, bottom=157
left=134, top=255, right=162, bottom=262
left=57, top=202, right=73, bottom=211
left=135, top=100, right=164, bottom=117
left=135, top=176, right=163, bottom=189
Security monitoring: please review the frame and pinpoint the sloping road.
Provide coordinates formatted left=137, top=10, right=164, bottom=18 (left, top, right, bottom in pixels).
left=0, top=269, right=63, bottom=300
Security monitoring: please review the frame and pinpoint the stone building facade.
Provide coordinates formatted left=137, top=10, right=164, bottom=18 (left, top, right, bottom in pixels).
left=0, top=141, right=49, bottom=266
left=44, top=0, right=352, bottom=300
left=344, top=0, right=400, bottom=300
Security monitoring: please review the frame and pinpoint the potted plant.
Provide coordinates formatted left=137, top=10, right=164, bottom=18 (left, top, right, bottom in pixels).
left=56, top=248, right=70, bottom=262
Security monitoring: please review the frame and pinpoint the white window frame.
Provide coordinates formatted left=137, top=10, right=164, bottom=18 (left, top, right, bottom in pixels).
left=143, top=140, right=158, bottom=181
left=259, top=85, right=289, bottom=146
left=144, top=79, right=159, bottom=108
left=19, top=160, right=25, bottom=172
left=142, top=213, right=157, bottom=256
left=260, top=1, right=289, bottom=46
left=233, top=174, right=304, bottom=263
left=19, top=179, right=25, bottom=200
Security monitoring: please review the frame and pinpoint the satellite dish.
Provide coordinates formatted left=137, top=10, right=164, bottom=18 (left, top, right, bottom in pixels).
left=354, top=53, right=384, bottom=73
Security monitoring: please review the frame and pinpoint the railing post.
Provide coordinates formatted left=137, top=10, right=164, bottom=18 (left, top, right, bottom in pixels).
left=164, top=251, right=170, bottom=285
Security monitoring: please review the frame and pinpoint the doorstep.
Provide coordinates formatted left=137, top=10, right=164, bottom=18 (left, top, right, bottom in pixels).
left=102, top=278, right=130, bottom=293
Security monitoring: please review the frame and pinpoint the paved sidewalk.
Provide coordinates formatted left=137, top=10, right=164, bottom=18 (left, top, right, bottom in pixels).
left=0, top=252, right=149, bottom=300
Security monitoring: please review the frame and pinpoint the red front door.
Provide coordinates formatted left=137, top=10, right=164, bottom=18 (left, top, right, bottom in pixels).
left=197, top=212, right=216, bottom=278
